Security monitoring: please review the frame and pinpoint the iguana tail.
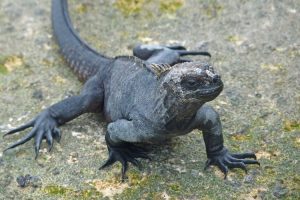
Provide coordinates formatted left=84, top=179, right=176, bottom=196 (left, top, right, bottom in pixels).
left=51, top=0, right=112, bottom=82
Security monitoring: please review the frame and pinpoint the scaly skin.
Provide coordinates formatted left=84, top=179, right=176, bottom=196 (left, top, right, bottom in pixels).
left=4, top=0, right=259, bottom=181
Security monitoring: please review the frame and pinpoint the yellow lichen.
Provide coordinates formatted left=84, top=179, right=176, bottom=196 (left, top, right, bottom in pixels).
left=136, top=31, right=158, bottom=44
left=86, top=179, right=129, bottom=198
left=288, top=49, right=300, bottom=58
left=152, top=191, right=171, bottom=200
left=283, top=120, right=300, bottom=131
left=159, top=0, right=184, bottom=13
left=230, top=134, right=252, bottom=142
left=203, top=2, right=223, bottom=18
left=260, top=63, right=285, bottom=72
left=242, top=187, right=268, bottom=200
left=114, top=0, right=145, bottom=16
left=139, top=37, right=154, bottom=43
left=256, top=150, right=272, bottom=160
left=75, top=3, right=88, bottom=14
left=53, top=75, right=67, bottom=84
left=227, top=35, right=245, bottom=46
left=213, top=167, right=226, bottom=179
left=2, top=55, right=24, bottom=72
left=127, top=171, right=145, bottom=185
left=293, top=137, right=300, bottom=149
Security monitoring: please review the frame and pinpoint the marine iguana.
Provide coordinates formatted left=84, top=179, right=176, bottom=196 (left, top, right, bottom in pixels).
left=4, top=0, right=259, bottom=181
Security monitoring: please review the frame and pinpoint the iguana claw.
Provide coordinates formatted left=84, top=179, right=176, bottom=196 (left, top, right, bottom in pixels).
left=205, top=148, right=260, bottom=179
left=100, top=139, right=150, bottom=181
left=3, top=110, right=59, bottom=159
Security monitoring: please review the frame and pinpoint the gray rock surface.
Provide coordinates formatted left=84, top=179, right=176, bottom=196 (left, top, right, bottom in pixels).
left=0, top=0, right=299, bottom=199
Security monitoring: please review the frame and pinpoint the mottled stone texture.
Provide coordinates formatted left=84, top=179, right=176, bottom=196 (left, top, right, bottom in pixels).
left=0, top=0, right=299, bottom=199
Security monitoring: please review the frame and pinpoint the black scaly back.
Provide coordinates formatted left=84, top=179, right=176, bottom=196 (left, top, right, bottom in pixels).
left=115, top=56, right=173, bottom=78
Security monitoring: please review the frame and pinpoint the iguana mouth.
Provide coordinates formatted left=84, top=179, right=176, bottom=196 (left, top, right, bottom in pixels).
left=198, top=82, right=223, bottom=97
left=198, top=70, right=223, bottom=98
left=194, top=66, right=223, bottom=99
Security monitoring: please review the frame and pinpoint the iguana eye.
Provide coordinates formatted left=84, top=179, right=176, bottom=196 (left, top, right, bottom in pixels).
left=186, top=80, right=197, bottom=87
left=181, top=79, right=199, bottom=89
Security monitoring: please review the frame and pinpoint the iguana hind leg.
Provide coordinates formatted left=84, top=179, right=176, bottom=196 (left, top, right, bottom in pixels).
left=133, top=44, right=211, bottom=65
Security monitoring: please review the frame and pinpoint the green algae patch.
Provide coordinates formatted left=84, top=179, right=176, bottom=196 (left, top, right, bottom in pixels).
left=256, top=166, right=276, bottom=185
left=0, top=56, right=8, bottom=74
left=114, top=0, right=145, bottom=16
left=283, top=120, right=300, bottom=131
left=44, top=185, right=103, bottom=199
left=0, top=64, right=8, bottom=74
left=168, top=182, right=181, bottom=192
left=119, top=172, right=166, bottom=199
left=291, top=176, right=300, bottom=191
left=44, top=185, right=72, bottom=196
left=0, top=55, right=7, bottom=74
left=230, top=133, right=252, bottom=142
left=159, top=0, right=184, bottom=13
left=127, top=170, right=145, bottom=186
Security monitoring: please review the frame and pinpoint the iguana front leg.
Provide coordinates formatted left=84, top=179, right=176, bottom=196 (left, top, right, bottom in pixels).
left=4, top=76, right=104, bottom=158
left=192, top=104, right=260, bottom=178
left=100, top=119, right=151, bottom=181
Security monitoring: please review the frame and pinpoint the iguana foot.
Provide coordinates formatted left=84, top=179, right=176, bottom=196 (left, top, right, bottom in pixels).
left=165, top=45, right=187, bottom=50
left=163, top=44, right=211, bottom=57
left=204, top=148, right=260, bottom=179
left=100, top=139, right=150, bottom=181
left=3, top=110, right=61, bottom=159
left=132, top=44, right=211, bottom=62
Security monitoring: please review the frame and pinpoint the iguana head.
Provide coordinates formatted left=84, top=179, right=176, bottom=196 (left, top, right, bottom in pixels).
left=160, top=62, right=223, bottom=104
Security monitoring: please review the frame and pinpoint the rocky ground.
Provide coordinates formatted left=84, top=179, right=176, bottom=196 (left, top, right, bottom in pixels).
left=0, top=0, right=299, bottom=199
